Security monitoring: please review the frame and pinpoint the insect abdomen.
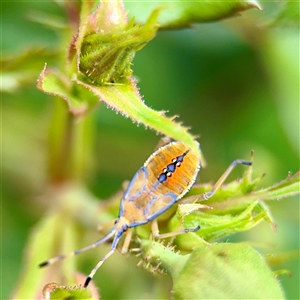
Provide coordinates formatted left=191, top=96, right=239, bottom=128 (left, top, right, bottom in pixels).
left=145, top=141, right=200, bottom=199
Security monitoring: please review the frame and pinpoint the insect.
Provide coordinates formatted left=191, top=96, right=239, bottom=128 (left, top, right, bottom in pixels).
left=39, top=140, right=252, bottom=288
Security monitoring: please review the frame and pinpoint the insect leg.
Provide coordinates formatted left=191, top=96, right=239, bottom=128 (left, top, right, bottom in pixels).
left=121, top=228, right=133, bottom=254
left=151, top=219, right=200, bottom=239
left=203, top=159, right=252, bottom=200
left=39, top=230, right=115, bottom=268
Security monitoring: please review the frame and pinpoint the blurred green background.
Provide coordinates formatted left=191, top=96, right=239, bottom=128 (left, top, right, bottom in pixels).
left=2, top=1, right=299, bottom=299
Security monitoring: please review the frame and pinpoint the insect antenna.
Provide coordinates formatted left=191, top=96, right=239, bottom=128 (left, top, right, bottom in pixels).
left=84, top=229, right=124, bottom=288
left=39, top=229, right=116, bottom=268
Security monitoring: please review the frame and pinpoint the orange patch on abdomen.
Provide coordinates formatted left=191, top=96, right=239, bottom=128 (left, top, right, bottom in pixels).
left=145, top=141, right=200, bottom=199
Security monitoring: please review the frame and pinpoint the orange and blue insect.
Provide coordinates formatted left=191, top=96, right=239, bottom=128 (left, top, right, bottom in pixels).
left=39, top=140, right=201, bottom=287
left=117, top=140, right=200, bottom=229
left=40, top=141, right=252, bottom=287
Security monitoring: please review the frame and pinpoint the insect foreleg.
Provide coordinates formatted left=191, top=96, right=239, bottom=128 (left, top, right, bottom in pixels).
left=121, top=228, right=133, bottom=254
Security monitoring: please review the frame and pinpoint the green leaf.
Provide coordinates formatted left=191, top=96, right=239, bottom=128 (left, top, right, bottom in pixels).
left=1, top=48, right=56, bottom=92
left=37, top=65, right=99, bottom=115
left=186, top=163, right=299, bottom=215
left=38, top=63, right=200, bottom=151
left=173, top=243, right=285, bottom=299
left=125, top=0, right=262, bottom=29
left=76, top=78, right=199, bottom=151
left=170, top=200, right=274, bottom=247
left=139, top=240, right=285, bottom=299
left=205, top=170, right=300, bottom=214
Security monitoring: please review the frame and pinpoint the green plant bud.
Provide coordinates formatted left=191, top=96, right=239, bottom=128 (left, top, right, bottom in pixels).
left=139, top=239, right=190, bottom=280
left=42, top=282, right=96, bottom=300
left=79, top=7, right=160, bottom=85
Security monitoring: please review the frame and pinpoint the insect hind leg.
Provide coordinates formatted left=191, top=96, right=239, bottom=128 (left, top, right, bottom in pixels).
left=203, top=158, right=252, bottom=200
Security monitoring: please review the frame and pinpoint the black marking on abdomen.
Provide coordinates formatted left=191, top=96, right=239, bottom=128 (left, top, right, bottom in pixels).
left=157, top=150, right=189, bottom=183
